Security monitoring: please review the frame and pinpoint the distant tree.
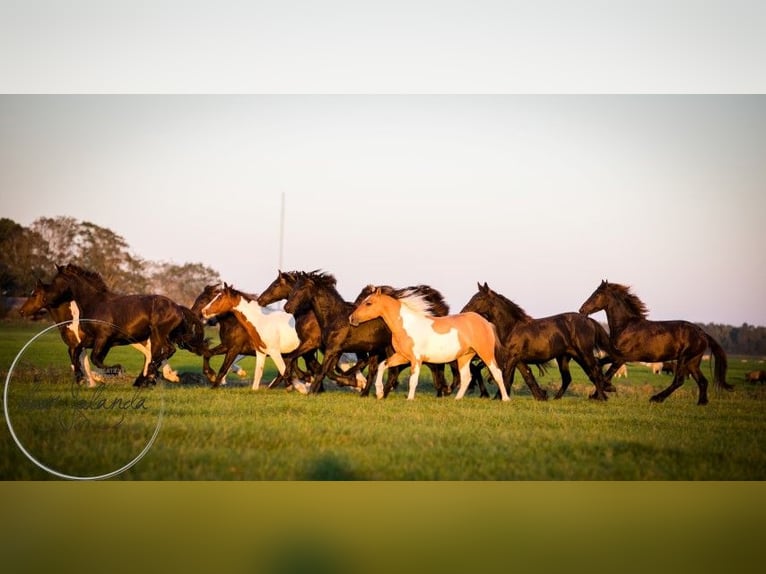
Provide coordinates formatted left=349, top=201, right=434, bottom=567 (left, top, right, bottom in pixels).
left=30, top=216, right=147, bottom=292
left=0, top=217, right=53, bottom=295
left=146, top=261, right=220, bottom=307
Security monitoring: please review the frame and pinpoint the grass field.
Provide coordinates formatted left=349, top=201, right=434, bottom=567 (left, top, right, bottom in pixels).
left=2, top=319, right=765, bottom=480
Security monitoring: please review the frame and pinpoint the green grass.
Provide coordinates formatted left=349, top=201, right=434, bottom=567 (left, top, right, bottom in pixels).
left=2, top=319, right=765, bottom=480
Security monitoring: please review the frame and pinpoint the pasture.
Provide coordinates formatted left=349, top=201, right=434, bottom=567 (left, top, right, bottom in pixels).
left=1, top=320, right=765, bottom=480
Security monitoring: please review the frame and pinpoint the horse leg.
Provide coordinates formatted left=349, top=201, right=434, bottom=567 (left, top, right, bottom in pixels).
left=553, top=356, right=572, bottom=399
left=515, top=362, right=547, bottom=401
left=572, top=354, right=608, bottom=401
left=426, top=363, right=449, bottom=397
left=469, top=360, right=489, bottom=398
left=251, top=352, right=268, bottom=391
left=201, top=342, right=227, bottom=383
left=382, top=364, right=403, bottom=398
left=650, top=361, right=687, bottom=403
left=454, top=354, right=476, bottom=399
left=375, top=353, right=410, bottom=399
left=686, top=356, right=710, bottom=405
left=406, top=360, right=422, bottom=400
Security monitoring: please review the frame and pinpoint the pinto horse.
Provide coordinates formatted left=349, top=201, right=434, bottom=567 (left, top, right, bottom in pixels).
left=192, top=283, right=322, bottom=389
left=349, top=287, right=509, bottom=401
left=461, top=283, right=613, bottom=400
left=45, top=264, right=206, bottom=387
left=351, top=284, right=460, bottom=397
left=579, top=280, right=732, bottom=405
left=199, top=283, right=325, bottom=392
left=19, top=279, right=181, bottom=386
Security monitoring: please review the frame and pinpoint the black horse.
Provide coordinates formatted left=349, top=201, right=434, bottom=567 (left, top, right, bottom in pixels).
left=462, top=282, right=613, bottom=401
left=257, top=271, right=372, bottom=391
left=45, top=264, right=206, bottom=387
left=282, top=271, right=396, bottom=395
left=579, top=280, right=732, bottom=405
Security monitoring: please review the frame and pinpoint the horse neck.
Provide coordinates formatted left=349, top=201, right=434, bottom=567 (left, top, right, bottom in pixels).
left=490, top=298, right=530, bottom=337
left=229, top=295, right=266, bottom=328
left=48, top=300, right=75, bottom=323
left=65, top=276, right=110, bottom=311
left=603, top=295, right=642, bottom=334
left=380, top=297, right=415, bottom=332
left=309, top=286, right=349, bottom=326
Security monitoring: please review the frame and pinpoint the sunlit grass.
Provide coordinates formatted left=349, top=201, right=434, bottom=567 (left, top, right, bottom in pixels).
left=2, top=320, right=765, bottom=480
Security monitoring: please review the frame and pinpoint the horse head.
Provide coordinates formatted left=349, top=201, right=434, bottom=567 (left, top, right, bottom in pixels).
left=18, top=279, right=51, bottom=317
left=348, top=287, right=383, bottom=326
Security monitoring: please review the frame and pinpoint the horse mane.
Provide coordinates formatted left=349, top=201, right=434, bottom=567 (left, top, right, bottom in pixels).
left=356, top=284, right=450, bottom=316
left=223, top=283, right=259, bottom=302
left=61, top=263, right=111, bottom=293
left=392, top=286, right=448, bottom=317
left=298, top=270, right=337, bottom=289
left=487, top=287, right=532, bottom=322
left=604, top=282, right=649, bottom=319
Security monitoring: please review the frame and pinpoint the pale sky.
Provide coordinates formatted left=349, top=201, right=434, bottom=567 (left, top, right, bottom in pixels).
left=1, top=2, right=765, bottom=326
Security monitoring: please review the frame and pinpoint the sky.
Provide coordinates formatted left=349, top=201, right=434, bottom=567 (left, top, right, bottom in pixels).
left=1, top=2, right=765, bottom=326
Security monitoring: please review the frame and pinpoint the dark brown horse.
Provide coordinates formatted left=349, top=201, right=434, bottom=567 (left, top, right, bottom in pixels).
left=45, top=264, right=206, bottom=387
left=257, top=270, right=371, bottom=391
left=283, top=271, right=394, bottom=395
left=19, top=278, right=183, bottom=386
left=579, top=280, right=732, bottom=405
left=462, top=283, right=613, bottom=400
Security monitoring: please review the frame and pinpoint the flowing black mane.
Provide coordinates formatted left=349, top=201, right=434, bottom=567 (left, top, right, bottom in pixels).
left=604, top=282, right=649, bottom=319
left=298, top=270, right=337, bottom=289
left=61, top=263, right=111, bottom=293
left=487, top=287, right=532, bottom=322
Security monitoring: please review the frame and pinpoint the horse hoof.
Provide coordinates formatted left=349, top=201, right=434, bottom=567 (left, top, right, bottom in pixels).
left=649, top=395, right=663, bottom=403
left=604, top=383, right=617, bottom=392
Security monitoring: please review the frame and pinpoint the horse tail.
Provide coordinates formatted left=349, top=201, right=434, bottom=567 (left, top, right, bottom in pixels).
left=591, top=319, right=611, bottom=354
left=704, top=333, right=733, bottom=391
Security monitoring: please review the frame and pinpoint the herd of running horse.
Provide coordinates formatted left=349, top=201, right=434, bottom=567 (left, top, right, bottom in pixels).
left=18, top=264, right=733, bottom=405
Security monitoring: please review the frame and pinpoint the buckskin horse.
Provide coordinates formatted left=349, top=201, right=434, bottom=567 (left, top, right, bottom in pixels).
left=349, top=286, right=509, bottom=401
left=579, top=280, right=732, bottom=405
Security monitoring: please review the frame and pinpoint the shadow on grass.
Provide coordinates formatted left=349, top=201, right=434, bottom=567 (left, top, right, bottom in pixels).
left=303, top=453, right=359, bottom=480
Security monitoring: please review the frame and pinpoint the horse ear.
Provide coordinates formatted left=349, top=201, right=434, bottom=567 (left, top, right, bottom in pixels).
left=374, top=287, right=382, bottom=296
left=482, top=281, right=489, bottom=292
left=56, top=264, right=64, bottom=272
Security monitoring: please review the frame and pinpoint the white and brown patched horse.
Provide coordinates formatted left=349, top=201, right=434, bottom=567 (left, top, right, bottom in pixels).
left=200, top=283, right=304, bottom=391
left=348, top=287, right=509, bottom=401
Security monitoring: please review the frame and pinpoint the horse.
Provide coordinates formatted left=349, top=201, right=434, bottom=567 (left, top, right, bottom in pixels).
left=351, top=283, right=463, bottom=397
left=461, top=282, right=612, bottom=401
left=257, top=270, right=367, bottom=391
left=199, top=283, right=329, bottom=392
left=45, top=264, right=206, bottom=387
left=282, top=271, right=394, bottom=395
left=19, top=278, right=181, bottom=386
left=579, top=280, right=733, bottom=405
left=192, top=283, right=323, bottom=389
left=349, top=287, right=510, bottom=401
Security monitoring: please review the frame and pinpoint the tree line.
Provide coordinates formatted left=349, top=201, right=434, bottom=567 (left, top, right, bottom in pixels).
left=0, top=216, right=220, bottom=310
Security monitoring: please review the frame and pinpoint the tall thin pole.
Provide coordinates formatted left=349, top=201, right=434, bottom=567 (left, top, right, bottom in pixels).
left=278, top=191, right=285, bottom=270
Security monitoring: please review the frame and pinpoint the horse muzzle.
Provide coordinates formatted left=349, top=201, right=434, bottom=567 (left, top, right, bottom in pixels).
left=348, top=314, right=359, bottom=327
